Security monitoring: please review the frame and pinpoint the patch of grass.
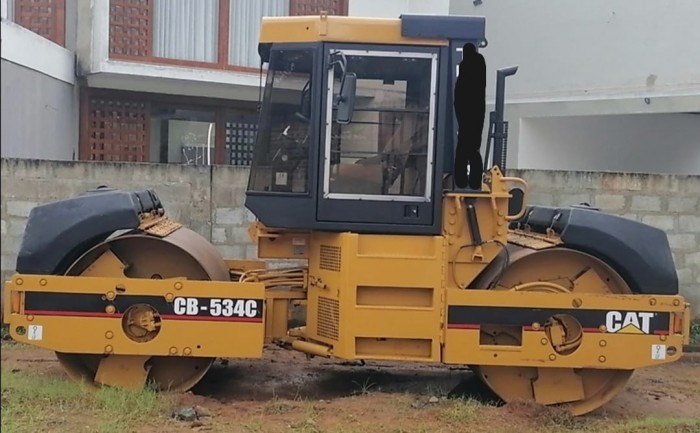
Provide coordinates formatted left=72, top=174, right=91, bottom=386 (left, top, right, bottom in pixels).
left=423, top=384, right=448, bottom=397
left=351, top=377, right=377, bottom=395
left=1, top=368, right=174, bottom=433
left=0, top=339, right=33, bottom=351
left=599, top=416, right=700, bottom=433
left=389, top=392, right=419, bottom=413
left=304, top=401, right=322, bottom=419
left=326, top=427, right=366, bottom=433
left=265, top=400, right=295, bottom=415
left=289, top=417, right=322, bottom=433
left=534, top=405, right=590, bottom=431
left=93, top=384, right=170, bottom=432
left=264, top=398, right=295, bottom=415
left=327, top=425, right=439, bottom=433
left=442, top=397, right=483, bottom=424
left=241, top=419, right=265, bottom=433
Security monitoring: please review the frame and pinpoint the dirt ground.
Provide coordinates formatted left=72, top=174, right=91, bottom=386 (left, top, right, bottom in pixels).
left=2, top=342, right=699, bottom=433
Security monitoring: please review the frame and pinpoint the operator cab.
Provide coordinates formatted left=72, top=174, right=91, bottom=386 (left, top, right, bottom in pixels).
left=246, top=15, right=486, bottom=235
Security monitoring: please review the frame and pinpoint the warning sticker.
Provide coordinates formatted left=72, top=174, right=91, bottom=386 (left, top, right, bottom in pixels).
left=292, top=237, right=307, bottom=256
left=275, top=172, right=288, bottom=186
left=651, top=344, right=666, bottom=360
left=28, top=325, right=43, bottom=341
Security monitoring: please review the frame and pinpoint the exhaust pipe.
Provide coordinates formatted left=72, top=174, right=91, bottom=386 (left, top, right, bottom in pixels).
left=485, top=66, right=518, bottom=172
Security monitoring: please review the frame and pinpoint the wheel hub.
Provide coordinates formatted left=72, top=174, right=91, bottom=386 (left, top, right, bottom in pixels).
left=122, top=304, right=162, bottom=343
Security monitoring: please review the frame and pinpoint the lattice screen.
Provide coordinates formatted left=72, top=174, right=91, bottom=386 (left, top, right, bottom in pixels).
left=14, top=0, right=65, bottom=45
left=85, top=95, right=151, bottom=162
left=290, top=0, right=348, bottom=16
left=109, top=0, right=152, bottom=57
left=225, top=116, right=258, bottom=166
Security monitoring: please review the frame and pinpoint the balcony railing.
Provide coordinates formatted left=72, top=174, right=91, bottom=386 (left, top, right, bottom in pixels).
left=108, top=0, right=348, bottom=71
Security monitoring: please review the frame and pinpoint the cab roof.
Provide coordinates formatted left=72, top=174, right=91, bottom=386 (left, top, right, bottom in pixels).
left=259, top=14, right=486, bottom=47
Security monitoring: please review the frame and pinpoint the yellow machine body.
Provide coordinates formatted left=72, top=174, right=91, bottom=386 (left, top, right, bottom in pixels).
left=4, top=275, right=265, bottom=359
left=259, top=15, right=450, bottom=46
left=2, top=15, right=693, bottom=416
left=248, top=167, right=690, bottom=369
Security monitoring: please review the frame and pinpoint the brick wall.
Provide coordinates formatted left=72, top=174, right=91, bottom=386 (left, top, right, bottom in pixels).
left=2, top=159, right=698, bottom=317
left=509, top=169, right=700, bottom=305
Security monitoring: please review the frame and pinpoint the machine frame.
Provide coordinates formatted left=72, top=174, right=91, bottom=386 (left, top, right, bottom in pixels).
left=2, top=14, right=692, bottom=416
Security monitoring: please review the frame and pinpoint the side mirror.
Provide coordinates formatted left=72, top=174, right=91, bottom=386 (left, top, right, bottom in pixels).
left=329, top=50, right=357, bottom=125
left=336, top=72, right=356, bottom=125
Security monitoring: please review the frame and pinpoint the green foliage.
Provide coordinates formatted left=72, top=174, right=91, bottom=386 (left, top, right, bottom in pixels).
left=441, top=397, right=483, bottom=424
left=351, top=377, right=377, bottom=395
left=690, top=321, right=700, bottom=346
left=598, top=416, right=700, bottom=433
left=1, top=368, right=173, bottom=433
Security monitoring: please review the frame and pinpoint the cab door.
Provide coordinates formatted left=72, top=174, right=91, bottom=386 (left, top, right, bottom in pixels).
left=316, top=44, right=441, bottom=233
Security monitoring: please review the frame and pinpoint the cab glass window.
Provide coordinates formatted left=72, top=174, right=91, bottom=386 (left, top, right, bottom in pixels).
left=249, top=49, right=314, bottom=193
left=324, top=50, right=437, bottom=200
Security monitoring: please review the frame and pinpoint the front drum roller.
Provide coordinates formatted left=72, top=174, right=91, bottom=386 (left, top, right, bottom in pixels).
left=55, top=227, right=230, bottom=392
left=473, top=246, right=634, bottom=415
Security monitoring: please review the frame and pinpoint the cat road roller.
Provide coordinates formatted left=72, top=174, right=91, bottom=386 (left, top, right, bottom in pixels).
left=3, top=14, right=692, bottom=415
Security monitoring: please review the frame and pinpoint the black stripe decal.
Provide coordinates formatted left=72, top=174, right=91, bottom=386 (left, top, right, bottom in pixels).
left=24, top=292, right=264, bottom=321
left=447, top=306, right=670, bottom=335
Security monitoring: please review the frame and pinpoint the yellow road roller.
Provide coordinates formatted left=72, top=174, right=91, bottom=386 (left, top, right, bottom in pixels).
left=3, top=14, right=691, bottom=415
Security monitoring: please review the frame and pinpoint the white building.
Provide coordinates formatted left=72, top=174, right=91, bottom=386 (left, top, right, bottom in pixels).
left=350, top=0, right=700, bottom=175
left=2, top=0, right=346, bottom=165
left=3, top=0, right=699, bottom=174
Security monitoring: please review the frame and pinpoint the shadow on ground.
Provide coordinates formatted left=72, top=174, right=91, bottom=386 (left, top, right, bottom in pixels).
left=191, top=353, right=504, bottom=406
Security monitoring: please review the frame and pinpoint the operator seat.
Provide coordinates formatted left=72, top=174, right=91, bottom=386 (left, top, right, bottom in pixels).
left=330, top=112, right=428, bottom=196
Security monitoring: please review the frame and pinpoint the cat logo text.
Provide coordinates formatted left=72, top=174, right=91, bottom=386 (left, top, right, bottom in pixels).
left=605, top=311, right=655, bottom=334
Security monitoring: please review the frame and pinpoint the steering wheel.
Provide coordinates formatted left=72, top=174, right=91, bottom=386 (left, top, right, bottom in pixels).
left=271, top=122, right=309, bottom=169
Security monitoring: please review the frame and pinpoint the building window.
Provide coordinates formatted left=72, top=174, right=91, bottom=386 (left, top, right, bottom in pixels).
left=225, top=115, right=258, bottom=166
left=150, top=107, right=216, bottom=165
left=152, top=0, right=219, bottom=63
left=228, top=0, right=289, bottom=68
left=107, top=0, right=347, bottom=68
left=81, top=93, right=151, bottom=162
left=109, top=0, right=152, bottom=57
left=10, top=0, right=66, bottom=45
left=109, top=0, right=224, bottom=65
left=80, top=89, right=258, bottom=166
